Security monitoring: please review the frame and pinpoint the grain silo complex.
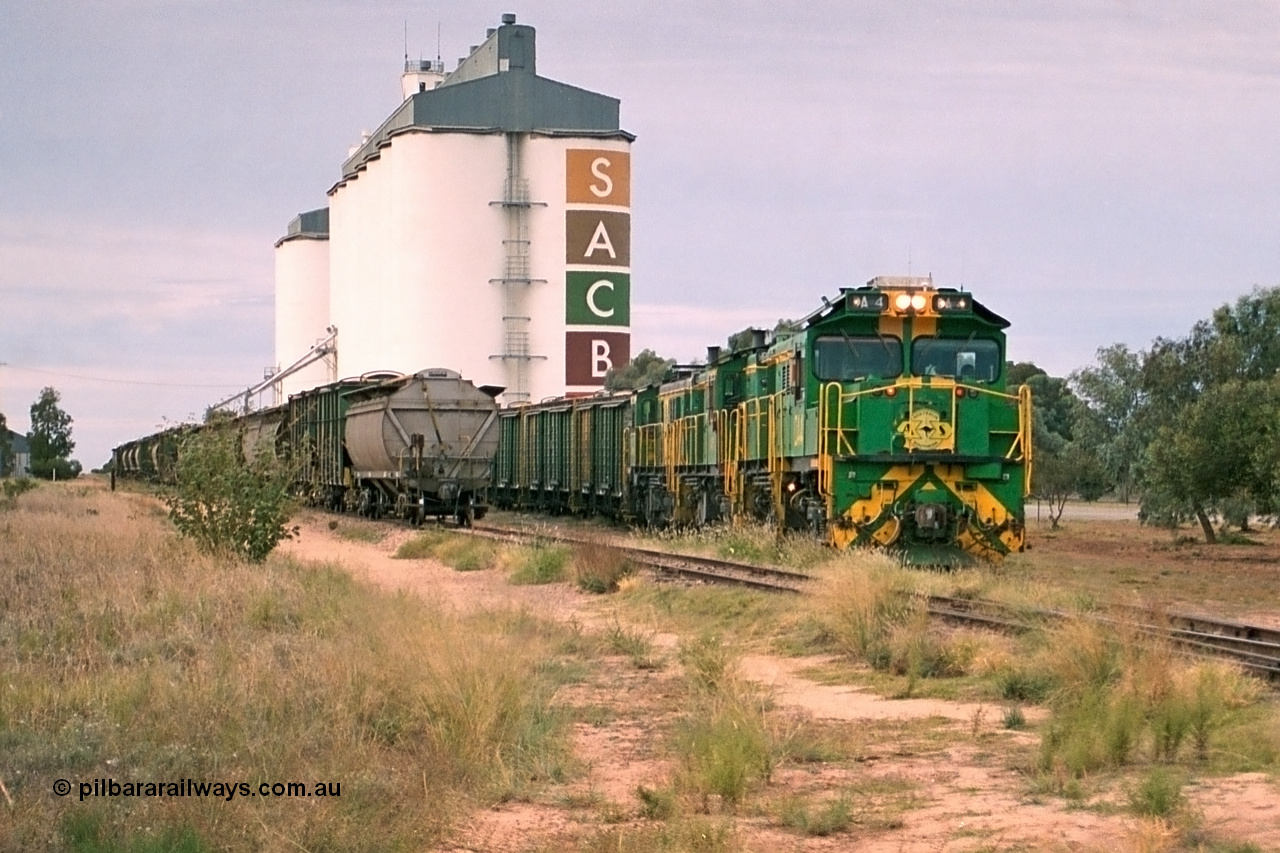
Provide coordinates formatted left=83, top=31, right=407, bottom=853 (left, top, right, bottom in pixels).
left=274, top=14, right=634, bottom=403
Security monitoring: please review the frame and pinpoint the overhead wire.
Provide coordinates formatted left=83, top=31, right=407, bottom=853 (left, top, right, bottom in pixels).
left=0, top=364, right=247, bottom=389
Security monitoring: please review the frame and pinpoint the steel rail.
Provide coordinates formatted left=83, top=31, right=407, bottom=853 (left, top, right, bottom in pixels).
left=466, top=523, right=811, bottom=592
left=461, top=524, right=1280, bottom=678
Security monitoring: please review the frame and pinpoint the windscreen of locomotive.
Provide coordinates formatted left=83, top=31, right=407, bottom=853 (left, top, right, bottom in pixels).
left=813, top=336, right=903, bottom=381
left=911, top=338, right=1001, bottom=382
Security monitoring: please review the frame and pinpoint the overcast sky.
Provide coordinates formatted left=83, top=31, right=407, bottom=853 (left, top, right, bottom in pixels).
left=3, top=1, right=1279, bottom=467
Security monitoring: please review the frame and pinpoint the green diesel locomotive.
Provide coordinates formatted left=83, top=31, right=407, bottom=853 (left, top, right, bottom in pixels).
left=491, top=276, right=1032, bottom=563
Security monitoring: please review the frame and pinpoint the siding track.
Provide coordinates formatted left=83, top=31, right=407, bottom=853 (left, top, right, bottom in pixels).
left=462, top=523, right=1280, bottom=680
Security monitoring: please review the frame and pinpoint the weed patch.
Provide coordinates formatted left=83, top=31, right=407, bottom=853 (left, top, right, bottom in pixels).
left=508, top=542, right=571, bottom=585
left=572, top=540, right=633, bottom=593
left=1034, top=618, right=1267, bottom=780
left=670, top=636, right=778, bottom=811
left=331, top=522, right=384, bottom=543
left=775, top=793, right=853, bottom=836
left=1127, top=766, right=1184, bottom=817
left=0, top=476, right=38, bottom=508
left=605, top=619, right=663, bottom=670
left=394, top=529, right=500, bottom=571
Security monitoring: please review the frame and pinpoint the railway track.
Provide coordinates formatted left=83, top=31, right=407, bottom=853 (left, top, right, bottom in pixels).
left=926, top=595, right=1280, bottom=680
left=464, top=522, right=1280, bottom=680
left=468, top=523, right=812, bottom=592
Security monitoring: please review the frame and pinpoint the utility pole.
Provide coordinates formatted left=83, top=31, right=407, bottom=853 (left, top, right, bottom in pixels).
left=0, top=362, right=7, bottom=478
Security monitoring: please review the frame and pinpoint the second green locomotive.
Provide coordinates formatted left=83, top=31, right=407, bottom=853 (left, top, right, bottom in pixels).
left=491, top=277, right=1032, bottom=563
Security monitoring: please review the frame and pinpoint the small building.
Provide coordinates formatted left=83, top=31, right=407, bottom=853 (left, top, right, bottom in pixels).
left=2, top=429, right=30, bottom=478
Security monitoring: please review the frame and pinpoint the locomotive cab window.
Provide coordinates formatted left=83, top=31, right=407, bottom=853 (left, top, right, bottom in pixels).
left=813, top=336, right=902, bottom=381
left=911, top=337, right=1001, bottom=382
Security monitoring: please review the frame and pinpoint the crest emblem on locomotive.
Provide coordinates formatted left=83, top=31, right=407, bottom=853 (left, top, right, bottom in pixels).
left=897, top=408, right=954, bottom=451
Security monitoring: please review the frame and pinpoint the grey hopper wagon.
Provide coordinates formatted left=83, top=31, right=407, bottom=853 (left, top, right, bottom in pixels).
left=238, top=405, right=285, bottom=465
left=342, top=368, right=503, bottom=523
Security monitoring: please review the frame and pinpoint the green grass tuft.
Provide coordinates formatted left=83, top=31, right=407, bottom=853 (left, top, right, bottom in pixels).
left=508, top=542, right=571, bottom=585
left=776, top=793, right=854, bottom=836
left=1127, top=766, right=1185, bottom=817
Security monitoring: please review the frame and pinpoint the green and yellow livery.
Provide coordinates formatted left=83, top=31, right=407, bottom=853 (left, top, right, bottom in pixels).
left=491, top=276, right=1032, bottom=563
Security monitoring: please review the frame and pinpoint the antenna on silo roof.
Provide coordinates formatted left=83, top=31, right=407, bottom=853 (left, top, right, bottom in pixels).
left=404, top=20, right=408, bottom=65
left=437, top=21, right=442, bottom=66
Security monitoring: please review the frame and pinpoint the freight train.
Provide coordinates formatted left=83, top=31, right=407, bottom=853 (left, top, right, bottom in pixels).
left=113, top=369, right=502, bottom=525
left=114, top=277, right=1031, bottom=563
left=492, top=277, right=1032, bottom=563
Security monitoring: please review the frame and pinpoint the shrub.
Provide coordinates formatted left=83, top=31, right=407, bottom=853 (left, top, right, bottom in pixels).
left=572, top=540, right=633, bottom=593
left=163, top=422, right=296, bottom=562
left=394, top=529, right=452, bottom=559
left=679, top=634, right=736, bottom=694
left=675, top=698, right=774, bottom=809
left=433, top=535, right=499, bottom=571
left=1002, top=706, right=1027, bottom=730
left=508, top=542, right=570, bottom=585
left=0, top=477, right=37, bottom=508
left=1128, top=766, right=1184, bottom=817
left=672, top=636, right=776, bottom=810
left=776, top=793, right=854, bottom=836
left=1035, top=618, right=1264, bottom=779
left=996, top=666, right=1057, bottom=703
left=816, top=559, right=934, bottom=675
left=635, top=784, right=677, bottom=820
left=606, top=619, right=663, bottom=669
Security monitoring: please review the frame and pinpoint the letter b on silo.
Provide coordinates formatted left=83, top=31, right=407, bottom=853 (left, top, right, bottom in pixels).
left=566, top=332, right=631, bottom=386
left=592, top=340, right=612, bottom=377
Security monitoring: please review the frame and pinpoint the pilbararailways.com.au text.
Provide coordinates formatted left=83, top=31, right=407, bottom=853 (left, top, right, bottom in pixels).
left=56, top=778, right=341, bottom=802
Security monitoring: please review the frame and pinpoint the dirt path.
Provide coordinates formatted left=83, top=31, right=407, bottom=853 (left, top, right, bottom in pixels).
left=279, top=513, right=1280, bottom=852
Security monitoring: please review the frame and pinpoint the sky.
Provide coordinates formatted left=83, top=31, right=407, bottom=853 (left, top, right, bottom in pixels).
left=2, top=1, right=1279, bottom=468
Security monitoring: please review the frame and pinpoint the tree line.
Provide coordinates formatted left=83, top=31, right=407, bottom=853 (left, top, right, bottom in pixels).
left=0, top=386, right=80, bottom=480
left=1023, top=286, right=1280, bottom=542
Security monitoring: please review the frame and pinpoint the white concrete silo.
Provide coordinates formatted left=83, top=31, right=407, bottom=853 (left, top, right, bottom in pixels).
left=273, top=209, right=333, bottom=397
left=323, top=15, right=633, bottom=404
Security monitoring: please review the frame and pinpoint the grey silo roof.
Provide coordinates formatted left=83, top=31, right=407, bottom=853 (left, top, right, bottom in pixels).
left=275, top=207, right=330, bottom=247
left=335, top=20, right=632, bottom=189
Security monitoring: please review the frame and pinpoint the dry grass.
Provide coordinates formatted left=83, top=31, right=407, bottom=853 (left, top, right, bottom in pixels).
left=0, top=483, right=577, bottom=851
left=1031, top=616, right=1268, bottom=783
left=394, top=528, right=501, bottom=571
left=810, top=550, right=982, bottom=686
left=641, top=521, right=831, bottom=570
left=571, top=540, right=634, bottom=593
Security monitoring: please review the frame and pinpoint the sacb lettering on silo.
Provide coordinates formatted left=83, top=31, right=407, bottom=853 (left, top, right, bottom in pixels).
left=565, top=210, right=630, bottom=267
left=565, top=332, right=631, bottom=385
left=565, top=271, right=630, bottom=325
left=564, top=147, right=631, bottom=388
left=566, top=150, right=630, bottom=206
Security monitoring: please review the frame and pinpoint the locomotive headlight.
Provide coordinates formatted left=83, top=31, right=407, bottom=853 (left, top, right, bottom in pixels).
left=933, top=294, right=971, bottom=312
left=910, top=294, right=927, bottom=311
left=894, top=294, right=912, bottom=311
